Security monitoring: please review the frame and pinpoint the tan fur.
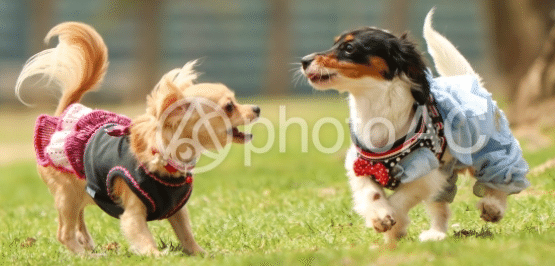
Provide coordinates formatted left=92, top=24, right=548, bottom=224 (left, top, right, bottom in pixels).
left=20, top=22, right=259, bottom=255
left=477, top=187, right=508, bottom=223
left=343, top=34, right=355, bottom=42
left=47, top=23, right=109, bottom=115
left=315, top=54, right=387, bottom=80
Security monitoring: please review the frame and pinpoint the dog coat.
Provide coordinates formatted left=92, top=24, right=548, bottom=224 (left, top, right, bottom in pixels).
left=349, top=73, right=530, bottom=200
left=34, top=104, right=193, bottom=220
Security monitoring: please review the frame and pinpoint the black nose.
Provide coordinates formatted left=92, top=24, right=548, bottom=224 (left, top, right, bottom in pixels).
left=252, top=106, right=261, bottom=116
left=301, top=54, right=315, bottom=70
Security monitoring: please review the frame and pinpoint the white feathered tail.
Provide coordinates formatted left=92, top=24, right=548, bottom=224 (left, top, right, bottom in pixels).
left=423, top=8, right=481, bottom=82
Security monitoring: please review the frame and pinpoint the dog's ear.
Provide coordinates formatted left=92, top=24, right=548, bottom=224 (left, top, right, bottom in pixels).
left=408, top=66, right=430, bottom=105
left=163, top=100, right=195, bottom=128
left=152, top=74, right=185, bottom=118
left=389, top=34, right=430, bottom=105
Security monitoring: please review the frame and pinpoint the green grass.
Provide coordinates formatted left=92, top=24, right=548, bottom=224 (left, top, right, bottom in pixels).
left=1, top=97, right=554, bottom=265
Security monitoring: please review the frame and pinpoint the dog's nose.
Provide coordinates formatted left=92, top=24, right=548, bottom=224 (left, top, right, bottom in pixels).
left=301, top=54, right=315, bottom=70
left=252, top=106, right=261, bottom=116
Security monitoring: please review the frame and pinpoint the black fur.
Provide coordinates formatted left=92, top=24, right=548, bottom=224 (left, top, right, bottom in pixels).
left=307, top=27, right=431, bottom=105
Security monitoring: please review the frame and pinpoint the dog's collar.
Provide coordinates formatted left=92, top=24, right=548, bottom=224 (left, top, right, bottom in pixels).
left=104, top=125, right=195, bottom=175
left=350, top=106, right=427, bottom=160
left=151, top=148, right=196, bottom=175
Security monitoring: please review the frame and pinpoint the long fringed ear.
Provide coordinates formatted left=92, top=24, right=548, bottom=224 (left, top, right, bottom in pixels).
left=408, top=66, right=430, bottom=105
left=410, top=81, right=430, bottom=105
left=164, top=101, right=193, bottom=127
left=173, top=60, right=200, bottom=90
left=149, top=60, right=201, bottom=118
left=391, top=33, right=430, bottom=105
left=150, top=69, right=185, bottom=118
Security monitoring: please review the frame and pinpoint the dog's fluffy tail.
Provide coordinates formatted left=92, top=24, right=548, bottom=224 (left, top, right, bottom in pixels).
left=15, top=22, right=108, bottom=115
left=423, top=8, right=480, bottom=81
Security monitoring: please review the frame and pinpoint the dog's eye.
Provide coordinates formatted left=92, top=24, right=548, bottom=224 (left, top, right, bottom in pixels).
left=225, top=102, right=234, bottom=113
left=343, top=43, right=355, bottom=55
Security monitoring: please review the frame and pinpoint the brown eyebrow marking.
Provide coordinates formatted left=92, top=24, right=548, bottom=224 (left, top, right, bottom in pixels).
left=344, top=34, right=354, bottom=42
left=334, top=35, right=341, bottom=43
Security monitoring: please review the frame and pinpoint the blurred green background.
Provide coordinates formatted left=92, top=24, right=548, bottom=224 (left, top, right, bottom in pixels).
left=0, top=0, right=495, bottom=101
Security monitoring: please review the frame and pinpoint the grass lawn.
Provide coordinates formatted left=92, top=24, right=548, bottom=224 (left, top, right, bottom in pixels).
left=1, top=97, right=554, bottom=265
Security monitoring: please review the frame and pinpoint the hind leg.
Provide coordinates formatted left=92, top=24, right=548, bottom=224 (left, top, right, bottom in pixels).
left=419, top=201, right=450, bottom=241
left=419, top=170, right=457, bottom=241
left=477, top=186, right=507, bottom=223
left=38, top=166, right=90, bottom=254
left=55, top=195, right=86, bottom=253
left=76, top=208, right=95, bottom=250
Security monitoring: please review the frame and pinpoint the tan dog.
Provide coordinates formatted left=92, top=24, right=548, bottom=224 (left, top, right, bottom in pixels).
left=16, top=22, right=260, bottom=255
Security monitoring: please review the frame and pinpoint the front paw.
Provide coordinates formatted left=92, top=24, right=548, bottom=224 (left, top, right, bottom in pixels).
left=367, top=214, right=396, bottom=233
left=477, top=198, right=505, bottom=223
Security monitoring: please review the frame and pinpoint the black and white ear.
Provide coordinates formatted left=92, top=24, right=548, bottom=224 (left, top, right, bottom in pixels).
left=391, top=34, right=430, bottom=105
left=410, top=80, right=430, bottom=105
left=408, top=65, right=430, bottom=105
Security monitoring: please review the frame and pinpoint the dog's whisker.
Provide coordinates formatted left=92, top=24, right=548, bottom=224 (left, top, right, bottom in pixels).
left=292, top=70, right=304, bottom=88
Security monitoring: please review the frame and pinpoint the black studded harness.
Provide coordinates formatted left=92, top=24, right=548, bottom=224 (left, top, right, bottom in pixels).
left=350, top=96, right=447, bottom=190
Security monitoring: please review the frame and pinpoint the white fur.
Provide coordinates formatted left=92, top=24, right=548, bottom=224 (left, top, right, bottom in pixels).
left=303, top=8, right=512, bottom=244
left=423, top=8, right=480, bottom=81
left=424, top=8, right=507, bottom=227
left=303, top=51, right=450, bottom=243
left=347, top=75, right=416, bottom=148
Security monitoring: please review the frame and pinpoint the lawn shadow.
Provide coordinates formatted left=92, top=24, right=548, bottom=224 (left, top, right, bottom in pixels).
left=453, top=227, right=494, bottom=239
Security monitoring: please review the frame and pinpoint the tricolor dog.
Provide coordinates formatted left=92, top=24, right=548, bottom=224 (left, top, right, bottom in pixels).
left=300, top=9, right=529, bottom=243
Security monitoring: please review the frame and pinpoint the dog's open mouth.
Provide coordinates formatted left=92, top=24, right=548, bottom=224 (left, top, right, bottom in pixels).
left=230, top=127, right=252, bottom=144
left=308, top=73, right=337, bottom=83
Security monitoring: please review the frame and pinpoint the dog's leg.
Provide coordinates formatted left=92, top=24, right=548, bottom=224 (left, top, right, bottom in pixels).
left=348, top=170, right=396, bottom=233
left=385, top=169, right=447, bottom=243
left=115, top=178, right=160, bottom=256
left=419, top=201, right=450, bottom=241
left=419, top=165, right=456, bottom=242
left=477, top=186, right=508, bottom=223
left=76, top=208, right=95, bottom=250
left=54, top=191, right=86, bottom=254
left=167, top=206, right=206, bottom=256
left=38, top=167, right=87, bottom=254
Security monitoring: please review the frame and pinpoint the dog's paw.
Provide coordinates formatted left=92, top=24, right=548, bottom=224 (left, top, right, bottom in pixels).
left=477, top=197, right=504, bottom=223
left=419, top=229, right=447, bottom=242
left=185, top=245, right=207, bottom=257
left=76, top=232, right=95, bottom=251
left=368, top=214, right=396, bottom=233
